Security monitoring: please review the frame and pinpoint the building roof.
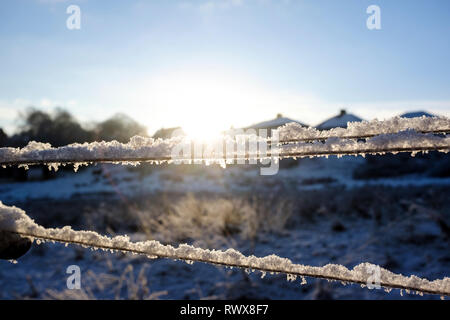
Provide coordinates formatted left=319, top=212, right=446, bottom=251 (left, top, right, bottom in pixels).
left=400, top=111, right=435, bottom=118
left=247, top=114, right=308, bottom=130
left=316, top=109, right=363, bottom=130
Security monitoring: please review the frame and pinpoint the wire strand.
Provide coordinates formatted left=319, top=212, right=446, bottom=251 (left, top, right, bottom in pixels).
left=7, top=230, right=449, bottom=297
left=274, top=128, right=450, bottom=144
left=0, top=145, right=449, bottom=166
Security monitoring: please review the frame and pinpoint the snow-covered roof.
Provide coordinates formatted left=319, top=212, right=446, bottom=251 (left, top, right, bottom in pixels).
left=316, top=110, right=363, bottom=130
left=247, top=115, right=307, bottom=130
left=400, top=111, right=435, bottom=118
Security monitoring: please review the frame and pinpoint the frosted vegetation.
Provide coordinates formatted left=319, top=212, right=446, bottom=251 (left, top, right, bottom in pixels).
left=0, top=201, right=449, bottom=297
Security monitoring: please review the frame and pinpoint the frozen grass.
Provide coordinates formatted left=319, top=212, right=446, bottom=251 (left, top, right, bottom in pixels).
left=2, top=185, right=448, bottom=293
left=1, top=183, right=450, bottom=299
left=44, top=264, right=168, bottom=300
left=132, top=193, right=294, bottom=249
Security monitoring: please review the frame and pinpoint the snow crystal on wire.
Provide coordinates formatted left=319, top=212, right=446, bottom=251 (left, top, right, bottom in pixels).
left=1, top=202, right=449, bottom=297
left=280, top=130, right=450, bottom=158
left=0, top=116, right=449, bottom=168
left=1, top=131, right=448, bottom=168
left=277, top=116, right=450, bottom=141
left=0, top=135, right=184, bottom=167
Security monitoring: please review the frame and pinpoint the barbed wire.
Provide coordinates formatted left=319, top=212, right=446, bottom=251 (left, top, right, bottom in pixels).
left=0, top=122, right=449, bottom=166
left=0, top=145, right=448, bottom=167
left=274, top=128, right=450, bottom=144
left=5, top=230, right=449, bottom=297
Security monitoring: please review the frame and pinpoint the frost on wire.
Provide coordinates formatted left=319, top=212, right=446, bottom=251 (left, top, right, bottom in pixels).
left=0, top=202, right=449, bottom=297
left=0, top=116, right=449, bottom=170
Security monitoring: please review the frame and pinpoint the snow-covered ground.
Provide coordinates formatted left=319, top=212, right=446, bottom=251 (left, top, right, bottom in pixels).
left=1, top=157, right=450, bottom=202
left=0, top=157, right=449, bottom=300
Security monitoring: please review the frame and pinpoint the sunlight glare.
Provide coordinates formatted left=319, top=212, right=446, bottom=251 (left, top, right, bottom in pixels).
left=142, top=71, right=265, bottom=141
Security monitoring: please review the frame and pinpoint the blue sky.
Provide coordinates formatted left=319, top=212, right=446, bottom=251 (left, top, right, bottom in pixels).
left=0, top=0, right=449, bottom=136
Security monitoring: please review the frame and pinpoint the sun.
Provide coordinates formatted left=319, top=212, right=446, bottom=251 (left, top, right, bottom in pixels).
left=183, top=122, right=225, bottom=142
left=143, top=71, right=260, bottom=141
left=134, top=69, right=281, bottom=141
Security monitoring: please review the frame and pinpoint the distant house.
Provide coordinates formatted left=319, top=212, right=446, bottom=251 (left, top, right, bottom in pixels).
left=225, top=113, right=307, bottom=139
left=316, top=109, right=363, bottom=130
left=245, top=113, right=308, bottom=132
left=400, top=111, right=435, bottom=118
left=152, top=127, right=185, bottom=139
